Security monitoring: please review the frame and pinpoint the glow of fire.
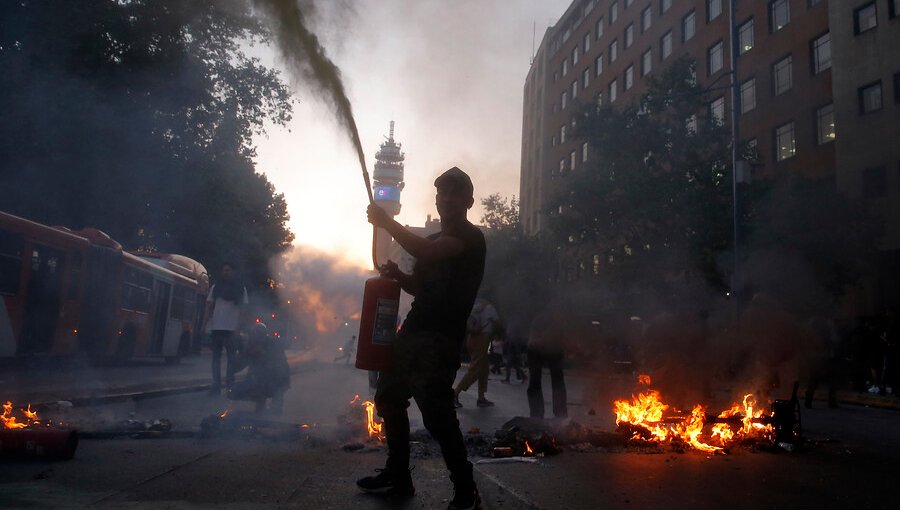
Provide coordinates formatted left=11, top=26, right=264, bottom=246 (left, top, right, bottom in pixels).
left=349, top=394, right=360, bottom=405
left=613, top=375, right=774, bottom=453
left=2, top=401, right=43, bottom=429
left=524, top=440, right=534, bottom=456
left=363, top=400, right=383, bottom=438
left=219, top=409, right=229, bottom=419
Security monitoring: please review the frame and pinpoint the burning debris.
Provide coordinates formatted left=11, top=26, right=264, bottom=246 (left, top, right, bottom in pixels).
left=1, top=401, right=78, bottom=460
left=337, top=394, right=384, bottom=445
left=612, top=375, right=801, bottom=454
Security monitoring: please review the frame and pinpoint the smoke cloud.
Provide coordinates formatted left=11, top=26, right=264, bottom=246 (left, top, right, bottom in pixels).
left=270, top=245, right=371, bottom=357
left=251, top=0, right=373, bottom=202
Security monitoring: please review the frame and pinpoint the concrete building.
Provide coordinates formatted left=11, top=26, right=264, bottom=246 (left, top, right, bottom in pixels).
left=520, top=0, right=899, bottom=310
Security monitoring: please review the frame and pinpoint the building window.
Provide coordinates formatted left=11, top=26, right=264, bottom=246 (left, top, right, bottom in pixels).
left=583, top=68, right=591, bottom=89
left=610, top=40, right=618, bottom=63
left=559, top=159, right=566, bottom=173
left=809, top=0, right=822, bottom=6
left=683, top=11, right=696, bottom=41
left=890, top=0, right=899, bottom=18
left=561, top=124, right=567, bottom=143
left=661, top=0, right=672, bottom=14
left=746, top=138, right=760, bottom=164
left=625, top=23, right=634, bottom=48
left=816, top=103, right=835, bottom=145
left=642, top=49, right=653, bottom=76
left=641, top=6, right=652, bottom=32
left=661, top=31, right=673, bottom=59
left=738, top=19, right=754, bottom=54
left=624, top=65, right=634, bottom=90
left=775, top=122, right=796, bottom=161
left=562, top=58, right=568, bottom=77
left=708, top=0, right=722, bottom=22
left=610, top=1, right=619, bottom=23
left=584, top=33, right=591, bottom=53
left=609, top=79, right=618, bottom=103
left=561, top=91, right=568, bottom=110
left=570, top=151, right=577, bottom=171
left=582, top=142, right=589, bottom=162
left=770, top=0, right=790, bottom=32
left=708, top=41, right=724, bottom=75
left=812, top=32, right=831, bottom=74
left=596, top=17, right=605, bottom=39
left=862, top=166, right=887, bottom=198
left=596, top=91, right=604, bottom=106
left=773, top=55, right=793, bottom=95
left=572, top=80, right=578, bottom=98
left=855, top=3, right=878, bottom=34
left=859, top=81, right=883, bottom=113
left=685, top=114, right=697, bottom=134
left=740, top=78, right=757, bottom=113
left=573, top=46, right=580, bottom=65
left=710, top=96, right=725, bottom=125
left=595, top=55, right=604, bottom=76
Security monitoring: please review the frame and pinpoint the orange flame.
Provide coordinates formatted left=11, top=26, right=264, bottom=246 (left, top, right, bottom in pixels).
left=363, top=400, right=383, bottom=438
left=613, top=377, right=774, bottom=453
left=524, top=440, right=534, bottom=456
left=2, top=401, right=42, bottom=429
left=219, top=409, right=229, bottom=419
left=349, top=394, right=361, bottom=405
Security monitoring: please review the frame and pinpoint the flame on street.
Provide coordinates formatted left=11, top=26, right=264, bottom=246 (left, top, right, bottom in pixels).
left=349, top=394, right=383, bottom=440
left=2, top=401, right=43, bottom=429
left=613, top=375, right=774, bottom=453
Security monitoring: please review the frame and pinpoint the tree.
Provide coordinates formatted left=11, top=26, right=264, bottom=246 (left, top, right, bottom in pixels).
left=549, top=56, right=733, bottom=311
left=0, top=0, right=294, bottom=286
left=479, top=193, right=551, bottom=331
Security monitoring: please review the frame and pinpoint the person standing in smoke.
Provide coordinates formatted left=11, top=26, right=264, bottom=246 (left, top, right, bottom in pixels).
left=203, top=262, right=249, bottom=395
left=453, top=297, right=499, bottom=408
left=357, top=167, right=485, bottom=510
left=527, top=302, right=569, bottom=420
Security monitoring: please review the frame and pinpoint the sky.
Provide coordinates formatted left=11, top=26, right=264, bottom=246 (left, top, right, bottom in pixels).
left=251, top=0, right=569, bottom=268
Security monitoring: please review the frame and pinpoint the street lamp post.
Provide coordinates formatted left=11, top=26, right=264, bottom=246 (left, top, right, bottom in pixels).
left=728, top=0, right=741, bottom=303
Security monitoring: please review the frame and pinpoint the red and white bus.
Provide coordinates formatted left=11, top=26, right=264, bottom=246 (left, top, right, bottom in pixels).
left=0, top=210, right=208, bottom=363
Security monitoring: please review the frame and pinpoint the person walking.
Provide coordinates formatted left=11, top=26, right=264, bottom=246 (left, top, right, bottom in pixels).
left=527, top=303, right=568, bottom=420
left=453, top=297, right=499, bottom=408
left=356, top=167, right=485, bottom=510
left=334, top=335, right=356, bottom=364
left=203, top=262, right=248, bottom=395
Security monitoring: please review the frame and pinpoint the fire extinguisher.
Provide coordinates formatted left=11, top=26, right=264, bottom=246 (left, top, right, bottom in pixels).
left=355, top=267, right=400, bottom=371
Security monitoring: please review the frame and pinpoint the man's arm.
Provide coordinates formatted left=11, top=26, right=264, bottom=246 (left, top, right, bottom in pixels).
left=368, top=205, right=464, bottom=262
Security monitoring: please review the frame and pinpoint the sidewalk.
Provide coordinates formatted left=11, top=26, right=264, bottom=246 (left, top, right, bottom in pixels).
left=0, top=349, right=315, bottom=407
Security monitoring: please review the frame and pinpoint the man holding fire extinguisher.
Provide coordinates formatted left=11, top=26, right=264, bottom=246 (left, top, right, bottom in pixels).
left=357, top=167, right=485, bottom=510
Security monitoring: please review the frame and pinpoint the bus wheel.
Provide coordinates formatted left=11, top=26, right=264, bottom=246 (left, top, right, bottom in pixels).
left=115, top=324, right=136, bottom=364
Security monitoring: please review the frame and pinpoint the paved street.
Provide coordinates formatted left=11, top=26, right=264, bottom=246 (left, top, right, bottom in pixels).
left=2, top=358, right=900, bottom=509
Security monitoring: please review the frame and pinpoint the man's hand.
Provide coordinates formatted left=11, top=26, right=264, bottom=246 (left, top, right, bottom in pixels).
left=379, top=260, right=403, bottom=280
left=367, top=204, right=392, bottom=228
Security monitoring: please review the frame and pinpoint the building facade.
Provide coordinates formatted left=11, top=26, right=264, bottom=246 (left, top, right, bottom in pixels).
left=520, top=0, right=899, bottom=310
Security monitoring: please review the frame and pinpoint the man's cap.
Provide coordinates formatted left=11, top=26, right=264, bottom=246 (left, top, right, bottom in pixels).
left=434, top=166, right=474, bottom=197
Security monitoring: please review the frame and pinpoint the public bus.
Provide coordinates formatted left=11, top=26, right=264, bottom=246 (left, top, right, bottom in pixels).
left=0, top=210, right=209, bottom=363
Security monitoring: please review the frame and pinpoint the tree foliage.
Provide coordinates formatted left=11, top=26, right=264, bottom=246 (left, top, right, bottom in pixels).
left=0, top=0, right=294, bottom=285
left=479, top=193, right=552, bottom=331
left=549, top=57, right=733, bottom=307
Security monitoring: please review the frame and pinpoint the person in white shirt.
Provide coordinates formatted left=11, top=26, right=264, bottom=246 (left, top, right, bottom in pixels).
left=453, top=297, right=499, bottom=408
left=203, top=262, right=248, bottom=394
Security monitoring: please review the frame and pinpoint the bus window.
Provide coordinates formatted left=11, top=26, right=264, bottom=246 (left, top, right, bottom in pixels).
left=0, top=230, right=23, bottom=295
left=67, top=252, right=82, bottom=301
left=121, top=267, right=152, bottom=313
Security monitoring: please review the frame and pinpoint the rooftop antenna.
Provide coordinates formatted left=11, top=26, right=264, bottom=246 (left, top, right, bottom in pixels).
left=530, top=21, right=536, bottom=65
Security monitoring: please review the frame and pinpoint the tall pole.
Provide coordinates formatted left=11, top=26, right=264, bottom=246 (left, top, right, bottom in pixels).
left=728, top=0, right=740, bottom=303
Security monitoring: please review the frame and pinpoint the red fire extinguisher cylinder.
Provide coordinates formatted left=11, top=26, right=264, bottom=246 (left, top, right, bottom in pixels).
left=356, top=275, right=401, bottom=371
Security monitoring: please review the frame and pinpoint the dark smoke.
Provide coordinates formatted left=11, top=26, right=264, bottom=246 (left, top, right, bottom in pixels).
left=251, top=0, right=372, bottom=201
